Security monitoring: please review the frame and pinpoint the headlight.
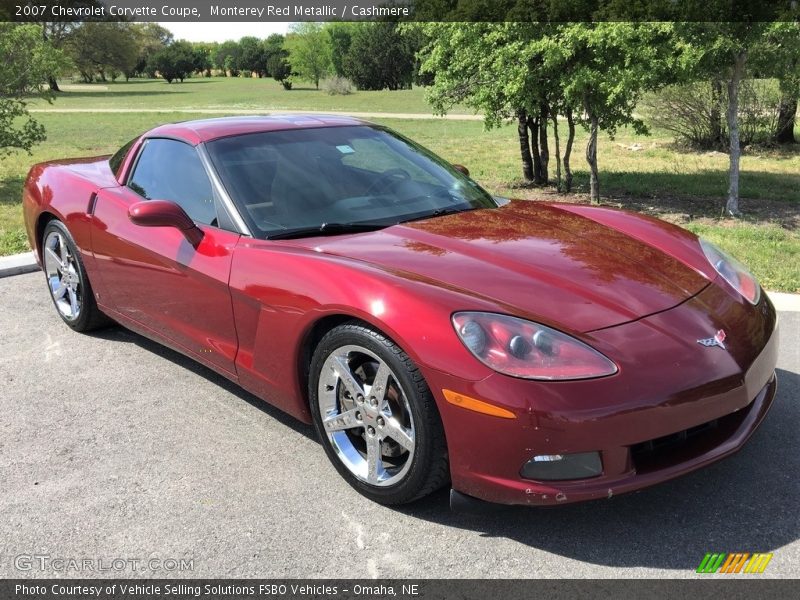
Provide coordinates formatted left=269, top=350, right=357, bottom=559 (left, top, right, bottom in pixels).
left=700, top=239, right=760, bottom=305
left=452, top=312, right=618, bottom=381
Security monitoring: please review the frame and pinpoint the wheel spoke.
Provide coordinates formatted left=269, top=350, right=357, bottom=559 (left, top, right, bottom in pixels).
left=322, top=408, right=362, bottom=432
left=45, top=247, right=62, bottom=271
left=366, top=435, right=383, bottom=484
left=53, top=282, right=68, bottom=300
left=333, top=356, right=365, bottom=399
left=67, top=287, right=79, bottom=316
left=371, top=362, right=391, bottom=406
left=382, top=418, right=414, bottom=452
left=58, top=234, right=70, bottom=266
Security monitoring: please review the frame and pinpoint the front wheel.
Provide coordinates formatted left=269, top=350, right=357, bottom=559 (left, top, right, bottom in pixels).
left=309, top=322, right=449, bottom=505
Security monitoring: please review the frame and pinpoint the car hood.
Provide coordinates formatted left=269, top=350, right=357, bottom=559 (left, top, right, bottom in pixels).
left=285, top=201, right=712, bottom=332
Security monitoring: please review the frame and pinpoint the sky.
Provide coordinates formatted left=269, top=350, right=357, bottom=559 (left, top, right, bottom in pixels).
left=158, top=22, right=290, bottom=43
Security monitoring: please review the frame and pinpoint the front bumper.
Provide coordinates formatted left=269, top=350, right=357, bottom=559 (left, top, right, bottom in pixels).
left=427, top=284, right=779, bottom=506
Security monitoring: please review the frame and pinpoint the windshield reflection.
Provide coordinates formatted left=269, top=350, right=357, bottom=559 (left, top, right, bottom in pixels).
left=205, top=125, right=497, bottom=238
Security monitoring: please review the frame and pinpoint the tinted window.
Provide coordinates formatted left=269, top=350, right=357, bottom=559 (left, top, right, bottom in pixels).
left=109, top=137, right=138, bottom=178
left=128, top=138, right=217, bottom=225
left=205, top=125, right=496, bottom=238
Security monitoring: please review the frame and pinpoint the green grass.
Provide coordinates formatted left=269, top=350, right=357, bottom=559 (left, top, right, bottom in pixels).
left=26, top=77, right=466, bottom=114
left=2, top=91, right=798, bottom=292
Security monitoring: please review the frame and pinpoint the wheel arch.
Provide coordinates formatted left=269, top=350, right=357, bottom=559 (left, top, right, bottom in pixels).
left=34, top=211, right=59, bottom=262
left=297, top=312, right=413, bottom=413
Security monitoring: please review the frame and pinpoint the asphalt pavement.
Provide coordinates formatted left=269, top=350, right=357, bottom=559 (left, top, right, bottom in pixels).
left=1, top=272, right=798, bottom=579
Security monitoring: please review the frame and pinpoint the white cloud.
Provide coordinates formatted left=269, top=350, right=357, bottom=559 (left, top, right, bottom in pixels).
left=159, top=22, right=290, bottom=43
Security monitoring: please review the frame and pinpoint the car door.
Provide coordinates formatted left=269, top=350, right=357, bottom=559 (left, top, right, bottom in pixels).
left=91, top=137, right=241, bottom=377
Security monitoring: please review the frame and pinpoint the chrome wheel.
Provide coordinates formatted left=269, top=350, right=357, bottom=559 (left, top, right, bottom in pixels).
left=318, top=344, right=416, bottom=487
left=43, top=230, right=81, bottom=321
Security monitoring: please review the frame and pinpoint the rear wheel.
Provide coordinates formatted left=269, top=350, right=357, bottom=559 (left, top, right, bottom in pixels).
left=309, top=322, right=449, bottom=504
left=42, top=220, right=108, bottom=332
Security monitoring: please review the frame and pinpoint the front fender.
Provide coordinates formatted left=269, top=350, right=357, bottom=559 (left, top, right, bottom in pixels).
left=228, top=240, right=496, bottom=422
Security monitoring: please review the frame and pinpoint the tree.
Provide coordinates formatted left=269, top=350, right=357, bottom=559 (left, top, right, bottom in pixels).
left=191, top=42, right=215, bottom=77
left=130, top=23, right=173, bottom=79
left=345, top=23, right=415, bottom=91
left=286, top=22, right=331, bottom=89
left=239, top=36, right=268, bottom=77
left=676, top=23, right=773, bottom=216
left=67, top=22, right=138, bottom=83
left=754, top=22, right=800, bottom=144
left=557, top=23, right=678, bottom=202
left=32, top=2, right=106, bottom=90
left=419, top=22, right=679, bottom=201
left=0, top=23, right=69, bottom=157
left=149, top=41, right=195, bottom=83
left=213, top=40, right=241, bottom=76
left=326, top=23, right=356, bottom=78
left=262, top=34, right=286, bottom=78
left=268, top=52, right=293, bottom=90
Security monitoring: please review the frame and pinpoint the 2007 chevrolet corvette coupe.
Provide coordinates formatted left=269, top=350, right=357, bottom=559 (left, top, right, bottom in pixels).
left=23, top=115, right=778, bottom=507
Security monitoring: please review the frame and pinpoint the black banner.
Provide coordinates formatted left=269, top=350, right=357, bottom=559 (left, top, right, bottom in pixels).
left=1, top=580, right=799, bottom=600
left=1, top=0, right=799, bottom=23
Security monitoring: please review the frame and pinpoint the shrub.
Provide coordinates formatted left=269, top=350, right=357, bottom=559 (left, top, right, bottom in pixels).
left=643, top=79, right=783, bottom=149
left=324, top=76, right=353, bottom=95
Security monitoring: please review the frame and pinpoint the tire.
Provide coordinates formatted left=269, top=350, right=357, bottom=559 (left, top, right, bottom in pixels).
left=309, top=322, right=449, bottom=505
left=41, top=220, right=109, bottom=332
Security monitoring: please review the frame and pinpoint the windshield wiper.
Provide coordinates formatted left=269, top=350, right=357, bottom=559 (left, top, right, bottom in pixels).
left=399, top=205, right=479, bottom=224
left=267, top=222, right=389, bottom=240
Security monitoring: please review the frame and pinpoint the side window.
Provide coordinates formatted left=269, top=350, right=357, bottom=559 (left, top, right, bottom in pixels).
left=128, top=139, right=217, bottom=226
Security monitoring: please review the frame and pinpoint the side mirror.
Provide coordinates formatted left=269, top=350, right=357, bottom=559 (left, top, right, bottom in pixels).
left=128, top=200, right=204, bottom=246
left=452, top=164, right=470, bottom=177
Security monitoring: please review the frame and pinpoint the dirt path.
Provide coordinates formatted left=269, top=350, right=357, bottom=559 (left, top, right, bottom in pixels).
left=28, top=107, right=483, bottom=121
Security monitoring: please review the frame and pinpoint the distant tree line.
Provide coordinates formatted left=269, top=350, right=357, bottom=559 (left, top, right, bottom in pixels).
left=31, top=19, right=426, bottom=93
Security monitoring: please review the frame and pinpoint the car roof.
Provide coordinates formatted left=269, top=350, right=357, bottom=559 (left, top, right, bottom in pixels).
left=146, top=114, right=372, bottom=145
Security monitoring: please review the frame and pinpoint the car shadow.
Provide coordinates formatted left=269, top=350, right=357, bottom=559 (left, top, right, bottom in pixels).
left=87, top=325, right=316, bottom=442
left=87, top=323, right=798, bottom=570
left=398, top=366, right=799, bottom=570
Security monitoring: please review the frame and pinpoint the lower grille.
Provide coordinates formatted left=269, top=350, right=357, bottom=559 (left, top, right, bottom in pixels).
left=630, top=401, right=753, bottom=474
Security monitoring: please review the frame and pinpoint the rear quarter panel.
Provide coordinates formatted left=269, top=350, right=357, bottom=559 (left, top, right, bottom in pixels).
left=22, top=157, right=117, bottom=282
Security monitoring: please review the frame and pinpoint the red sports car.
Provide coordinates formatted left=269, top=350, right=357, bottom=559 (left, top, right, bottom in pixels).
left=22, top=115, right=778, bottom=507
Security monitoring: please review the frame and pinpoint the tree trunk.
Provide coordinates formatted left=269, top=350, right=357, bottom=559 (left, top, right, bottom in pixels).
left=551, top=111, right=562, bottom=192
left=726, top=50, right=747, bottom=217
left=775, top=92, right=797, bottom=144
left=710, top=80, right=725, bottom=150
left=517, top=109, right=535, bottom=182
left=48, top=76, right=60, bottom=92
left=528, top=116, right=542, bottom=184
left=538, top=103, right=550, bottom=185
left=586, top=113, right=600, bottom=203
left=564, top=108, right=575, bottom=192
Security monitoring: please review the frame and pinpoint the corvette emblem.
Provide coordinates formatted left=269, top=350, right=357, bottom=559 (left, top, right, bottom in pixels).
left=697, top=329, right=727, bottom=350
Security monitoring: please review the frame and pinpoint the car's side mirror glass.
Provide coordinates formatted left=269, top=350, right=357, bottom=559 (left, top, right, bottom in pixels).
left=128, top=200, right=204, bottom=246
left=452, top=164, right=470, bottom=177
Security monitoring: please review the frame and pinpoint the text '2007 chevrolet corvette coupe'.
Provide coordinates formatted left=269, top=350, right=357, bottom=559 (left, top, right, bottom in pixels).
left=22, top=115, right=778, bottom=507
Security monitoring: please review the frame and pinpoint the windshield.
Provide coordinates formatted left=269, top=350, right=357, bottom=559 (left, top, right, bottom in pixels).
left=204, top=125, right=497, bottom=238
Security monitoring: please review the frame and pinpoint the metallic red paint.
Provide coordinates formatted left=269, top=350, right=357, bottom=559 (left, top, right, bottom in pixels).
left=21, top=116, right=779, bottom=506
left=128, top=200, right=204, bottom=246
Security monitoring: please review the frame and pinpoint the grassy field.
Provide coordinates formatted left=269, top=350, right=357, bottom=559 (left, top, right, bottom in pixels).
left=3, top=78, right=798, bottom=292
left=25, top=77, right=465, bottom=114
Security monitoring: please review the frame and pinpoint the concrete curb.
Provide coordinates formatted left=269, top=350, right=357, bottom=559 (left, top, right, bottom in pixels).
left=768, top=292, right=800, bottom=312
left=0, top=251, right=38, bottom=279
left=0, top=250, right=798, bottom=311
